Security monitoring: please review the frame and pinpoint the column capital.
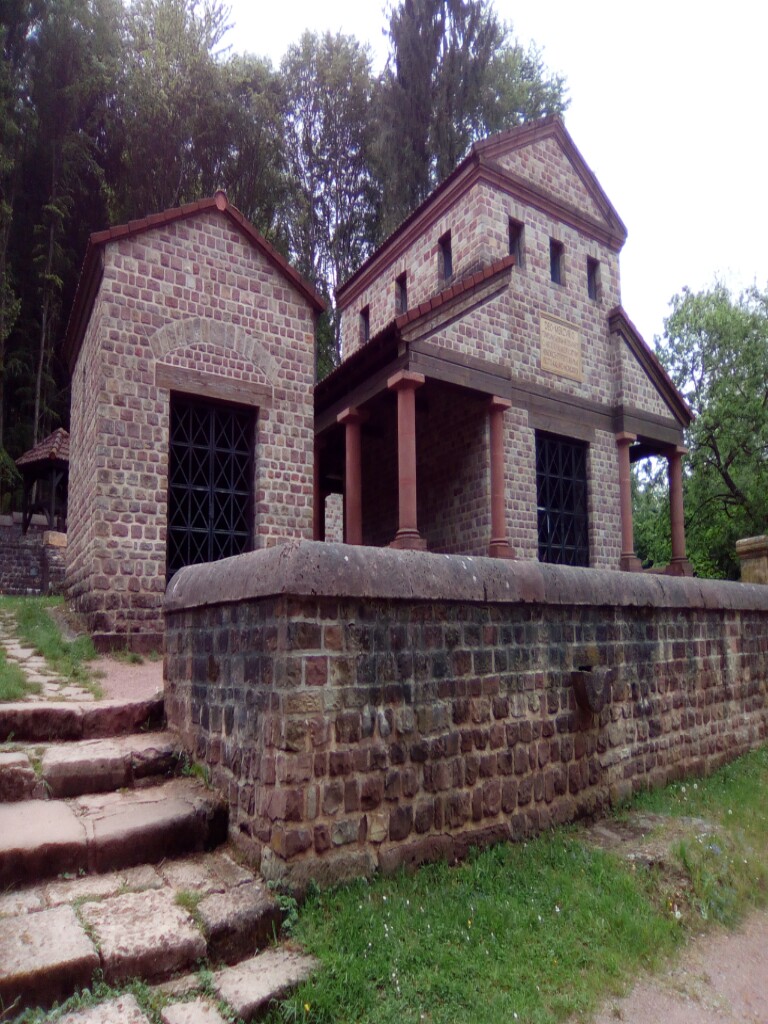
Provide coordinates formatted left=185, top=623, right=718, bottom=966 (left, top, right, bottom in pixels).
left=337, top=406, right=366, bottom=426
left=488, top=395, right=512, bottom=412
left=387, top=370, right=425, bottom=392
left=664, top=444, right=688, bottom=459
left=615, top=431, right=637, bottom=445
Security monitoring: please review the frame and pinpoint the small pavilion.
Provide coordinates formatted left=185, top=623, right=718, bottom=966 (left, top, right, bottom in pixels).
left=15, top=428, right=69, bottom=534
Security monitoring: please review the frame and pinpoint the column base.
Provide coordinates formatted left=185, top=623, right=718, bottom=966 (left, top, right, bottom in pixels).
left=488, top=540, right=516, bottom=559
left=665, top=558, right=694, bottom=577
left=619, top=553, right=643, bottom=572
left=390, top=530, right=428, bottom=551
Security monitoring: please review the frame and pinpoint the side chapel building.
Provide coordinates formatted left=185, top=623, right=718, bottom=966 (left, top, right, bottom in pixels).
left=316, top=116, right=692, bottom=572
left=63, top=117, right=692, bottom=649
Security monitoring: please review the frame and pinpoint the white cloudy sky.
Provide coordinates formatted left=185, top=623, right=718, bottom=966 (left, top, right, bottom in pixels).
left=223, top=0, right=767, bottom=347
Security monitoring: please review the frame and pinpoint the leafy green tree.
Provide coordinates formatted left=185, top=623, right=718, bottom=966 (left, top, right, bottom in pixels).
left=631, top=460, right=671, bottom=570
left=114, top=0, right=232, bottom=217
left=280, top=31, right=379, bottom=374
left=654, top=283, right=768, bottom=578
left=216, top=54, right=289, bottom=244
left=0, top=0, right=39, bottom=475
left=22, top=0, right=122, bottom=442
left=376, top=0, right=568, bottom=235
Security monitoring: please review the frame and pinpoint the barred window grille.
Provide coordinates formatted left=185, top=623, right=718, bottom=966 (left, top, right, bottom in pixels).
left=167, top=396, right=254, bottom=579
left=535, top=432, right=589, bottom=567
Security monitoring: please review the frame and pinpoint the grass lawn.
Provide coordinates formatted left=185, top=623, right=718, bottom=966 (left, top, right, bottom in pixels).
left=0, top=645, right=40, bottom=701
left=269, top=745, right=768, bottom=1024
left=0, top=596, right=100, bottom=700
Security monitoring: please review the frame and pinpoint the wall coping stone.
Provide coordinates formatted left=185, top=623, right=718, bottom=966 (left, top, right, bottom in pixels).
left=736, top=535, right=768, bottom=558
left=164, top=540, right=768, bottom=614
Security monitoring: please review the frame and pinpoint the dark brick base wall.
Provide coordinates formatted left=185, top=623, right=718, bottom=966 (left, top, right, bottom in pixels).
left=0, top=521, right=66, bottom=597
left=164, top=542, right=768, bottom=887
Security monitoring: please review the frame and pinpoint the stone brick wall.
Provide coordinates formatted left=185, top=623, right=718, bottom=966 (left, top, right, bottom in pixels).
left=67, top=208, right=316, bottom=650
left=0, top=518, right=67, bottom=596
left=165, top=541, right=768, bottom=888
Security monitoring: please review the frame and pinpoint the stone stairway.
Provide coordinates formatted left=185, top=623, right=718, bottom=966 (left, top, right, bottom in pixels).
left=0, top=696, right=317, bottom=1024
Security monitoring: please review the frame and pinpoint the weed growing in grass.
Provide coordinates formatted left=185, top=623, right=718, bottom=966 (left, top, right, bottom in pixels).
left=176, top=751, right=211, bottom=786
left=267, top=881, right=300, bottom=937
left=9, top=976, right=169, bottom=1024
left=175, top=888, right=204, bottom=927
left=113, top=650, right=144, bottom=665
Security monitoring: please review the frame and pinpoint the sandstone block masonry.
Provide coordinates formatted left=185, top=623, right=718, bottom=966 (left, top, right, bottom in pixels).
left=0, top=517, right=67, bottom=596
left=165, top=542, right=768, bottom=888
left=64, top=196, right=321, bottom=651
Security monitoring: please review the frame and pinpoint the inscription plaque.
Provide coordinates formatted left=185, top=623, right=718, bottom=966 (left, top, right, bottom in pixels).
left=540, top=314, right=583, bottom=382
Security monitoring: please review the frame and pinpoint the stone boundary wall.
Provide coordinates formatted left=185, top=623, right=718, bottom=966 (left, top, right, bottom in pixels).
left=164, top=542, right=768, bottom=888
left=0, top=517, right=67, bottom=597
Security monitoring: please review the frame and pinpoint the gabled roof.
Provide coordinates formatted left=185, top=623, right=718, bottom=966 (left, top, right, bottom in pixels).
left=337, top=116, right=627, bottom=310
left=608, top=306, right=694, bottom=428
left=315, top=254, right=515, bottom=413
left=16, top=428, right=70, bottom=468
left=62, top=192, right=326, bottom=372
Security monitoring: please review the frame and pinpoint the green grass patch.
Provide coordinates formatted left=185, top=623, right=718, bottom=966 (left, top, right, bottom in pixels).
left=630, top=745, right=768, bottom=924
left=174, top=889, right=204, bottom=927
left=0, top=646, right=40, bottom=702
left=270, top=835, right=681, bottom=1024
left=0, top=597, right=101, bottom=698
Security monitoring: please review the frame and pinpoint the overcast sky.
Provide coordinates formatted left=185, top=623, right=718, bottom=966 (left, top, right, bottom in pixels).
left=223, top=0, right=767, bottom=347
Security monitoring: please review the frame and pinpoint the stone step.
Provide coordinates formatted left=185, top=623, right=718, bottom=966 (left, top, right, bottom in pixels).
left=0, top=695, right=164, bottom=743
left=0, top=732, right=178, bottom=801
left=213, top=949, right=319, bottom=1021
left=0, top=777, right=228, bottom=889
left=0, top=851, right=290, bottom=1018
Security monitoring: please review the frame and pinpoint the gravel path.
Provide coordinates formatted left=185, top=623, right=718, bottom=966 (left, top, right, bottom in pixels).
left=588, top=910, right=768, bottom=1023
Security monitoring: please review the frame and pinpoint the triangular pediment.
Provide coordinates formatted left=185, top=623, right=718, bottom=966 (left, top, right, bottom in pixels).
left=608, top=307, right=693, bottom=427
left=475, top=117, right=626, bottom=248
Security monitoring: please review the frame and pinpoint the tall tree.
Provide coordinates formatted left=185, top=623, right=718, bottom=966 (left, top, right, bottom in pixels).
left=650, top=283, right=768, bottom=578
left=0, top=0, right=39, bottom=477
left=115, top=0, right=232, bottom=217
left=212, top=54, right=288, bottom=243
left=22, top=0, right=122, bottom=442
left=376, top=0, right=568, bottom=235
left=280, top=31, right=379, bottom=375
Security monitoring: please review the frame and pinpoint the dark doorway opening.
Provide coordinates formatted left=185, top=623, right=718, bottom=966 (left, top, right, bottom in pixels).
left=536, top=432, right=589, bottom=567
left=167, top=395, right=254, bottom=579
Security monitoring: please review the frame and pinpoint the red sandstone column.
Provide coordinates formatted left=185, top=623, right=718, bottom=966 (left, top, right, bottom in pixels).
left=388, top=370, right=427, bottom=550
left=488, top=396, right=515, bottom=559
left=667, top=445, right=693, bottom=575
left=616, top=432, right=641, bottom=571
left=337, top=407, right=364, bottom=546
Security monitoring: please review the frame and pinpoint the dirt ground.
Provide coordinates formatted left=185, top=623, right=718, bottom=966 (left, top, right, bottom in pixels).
left=92, top=653, right=163, bottom=700
left=575, top=814, right=768, bottom=1023
left=588, top=909, right=768, bottom=1023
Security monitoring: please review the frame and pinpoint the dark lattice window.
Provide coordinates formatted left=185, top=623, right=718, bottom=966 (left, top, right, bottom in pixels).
left=167, top=396, right=254, bottom=579
left=536, top=432, right=589, bottom=567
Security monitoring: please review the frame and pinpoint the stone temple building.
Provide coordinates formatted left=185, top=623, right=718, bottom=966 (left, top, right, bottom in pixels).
left=64, top=116, right=692, bottom=648
left=316, top=116, right=692, bottom=572
left=63, top=193, right=324, bottom=649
